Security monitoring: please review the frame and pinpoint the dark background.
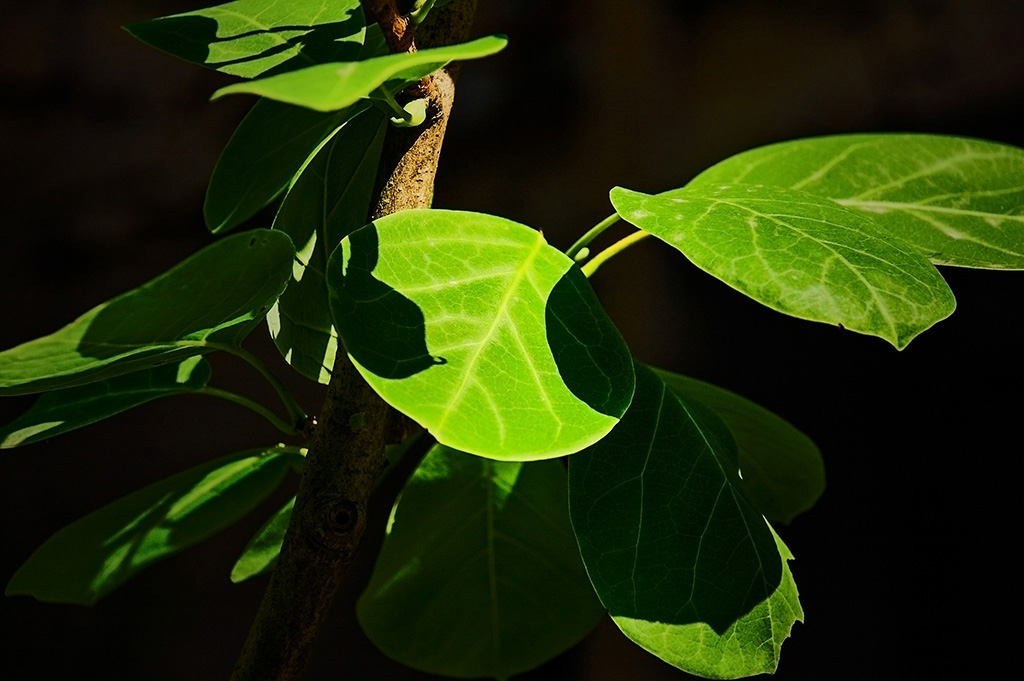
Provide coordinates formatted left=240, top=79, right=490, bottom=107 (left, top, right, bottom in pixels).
left=2, top=0, right=1023, bottom=678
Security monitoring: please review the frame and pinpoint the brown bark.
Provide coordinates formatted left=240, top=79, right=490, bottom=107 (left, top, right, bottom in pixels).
left=229, top=2, right=479, bottom=680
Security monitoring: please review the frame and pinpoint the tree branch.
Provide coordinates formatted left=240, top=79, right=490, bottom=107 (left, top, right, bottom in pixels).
left=230, top=2, right=479, bottom=680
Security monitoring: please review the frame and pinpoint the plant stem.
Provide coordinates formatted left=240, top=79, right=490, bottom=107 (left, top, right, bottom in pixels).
left=581, top=230, right=651, bottom=277
left=202, top=342, right=307, bottom=428
left=565, top=212, right=620, bottom=260
left=197, top=387, right=300, bottom=436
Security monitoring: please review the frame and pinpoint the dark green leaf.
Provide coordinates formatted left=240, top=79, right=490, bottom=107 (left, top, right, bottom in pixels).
left=268, top=105, right=387, bottom=382
left=212, top=35, right=508, bottom=111
left=6, top=447, right=300, bottom=604
left=612, top=185, right=955, bottom=349
left=653, top=368, right=824, bottom=524
left=230, top=496, right=294, bottom=583
left=327, top=210, right=634, bottom=460
left=569, top=362, right=799, bottom=676
left=0, top=230, right=294, bottom=395
left=688, top=134, right=1024, bottom=269
left=0, top=358, right=211, bottom=448
left=125, top=0, right=365, bottom=78
left=358, top=444, right=604, bottom=680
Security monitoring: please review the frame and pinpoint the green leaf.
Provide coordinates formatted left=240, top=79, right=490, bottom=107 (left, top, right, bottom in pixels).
left=205, top=99, right=360, bottom=234
left=6, top=447, right=300, bottom=605
left=0, top=357, right=211, bottom=449
left=653, top=369, right=824, bottom=525
left=268, top=105, right=387, bottom=382
left=0, top=230, right=294, bottom=396
left=611, top=185, right=956, bottom=349
left=327, top=210, right=635, bottom=461
left=230, top=496, right=294, bottom=583
left=614, top=529, right=802, bottom=680
left=688, top=134, right=1024, bottom=269
left=357, top=444, right=605, bottom=680
left=569, top=362, right=799, bottom=677
left=212, top=35, right=509, bottom=112
left=124, top=0, right=366, bottom=78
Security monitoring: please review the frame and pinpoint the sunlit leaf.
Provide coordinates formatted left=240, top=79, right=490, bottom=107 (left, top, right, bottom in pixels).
left=6, top=447, right=301, bottom=605
left=612, top=185, right=955, bottom=349
left=688, top=134, right=1024, bottom=269
left=326, top=210, right=635, bottom=461
left=653, top=368, right=824, bottom=524
left=569, top=362, right=799, bottom=677
left=212, top=35, right=508, bottom=111
left=125, top=0, right=365, bottom=78
left=358, top=444, right=604, bottom=680
left=268, top=105, right=387, bottom=382
left=205, top=99, right=361, bottom=234
left=0, top=358, right=211, bottom=449
left=0, top=230, right=294, bottom=395
left=230, top=496, right=295, bottom=583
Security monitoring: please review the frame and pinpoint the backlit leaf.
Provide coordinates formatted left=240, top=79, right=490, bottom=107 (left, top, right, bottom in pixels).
left=6, top=447, right=300, bottom=605
left=326, top=210, right=634, bottom=461
left=125, top=0, right=365, bottom=78
left=230, top=496, right=295, bottom=583
left=0, top=230, right=294, bottom=395
left=0, top=357, right=211, bottom=449
left=653, top=369, right=824, bottom=524
left=611, top=185, right=955, bottom=349
left=357, top=444, right=604, bottom=680
left=688, top=134, right=1024, bottom=269
left=268, top=105, right=387, bottom=382
left=212, top=35, right=508, bottom=112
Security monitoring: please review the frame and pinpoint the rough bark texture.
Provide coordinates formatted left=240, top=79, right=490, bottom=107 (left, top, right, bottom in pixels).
left=230, top=2, right=479, bottom=680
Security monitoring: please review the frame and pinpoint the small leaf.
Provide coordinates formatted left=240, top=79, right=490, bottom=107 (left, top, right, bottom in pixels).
left=0, top=230, right=294, bottom=396
left=327, top=210, right=635, bottom=461
left=268, top=105, right=387, bottom=382
left=205, top=99, right=360, bottom=234
left=230, top=496, right=294, bottom=583
left=569, top=362, right=799, bottom=676
left=124, top=0, right=366, bottom=78
left=611, top=185, right=956, bottom=349
left=212, top=35, right=508, bottom=112
left=688, top=134, right=1024, bottom=269
left=6, top=447, right=300, bottom=605
left=0, top=358, right=211, bottom=449
left=357, top=444, right=605, bottom=680
left=653, top=368, right=824, bottom=524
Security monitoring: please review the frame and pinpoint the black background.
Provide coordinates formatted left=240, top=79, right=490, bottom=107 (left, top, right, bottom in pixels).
left=2, top=1, right=1023, bottom=679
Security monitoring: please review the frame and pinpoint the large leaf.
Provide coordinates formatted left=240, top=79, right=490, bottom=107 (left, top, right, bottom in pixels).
left=205, top=99, right=360, bottom=234
left=654, top=368, right=824, bottom=524
left=5, top=447, right=301, bottom=605
left=569, top=362, right=799, bottom=677
left=268, top=105, right=387, bottom=382
left=0, top=230, right=294, bottom=395
left=212, top=35, right=508, bottom=111
left=357, top=444, right=605, bottom=680
left=611, top=185, right=956, bottom=349
left=124, top=0, right=366, bottom=78
left=0, top=357, right=211, bottom=449
left=230, top=496, right=294, bottom=583
left=687, top=134, right=1024, bottom=269
left=326, top=210, right=635, bottom=461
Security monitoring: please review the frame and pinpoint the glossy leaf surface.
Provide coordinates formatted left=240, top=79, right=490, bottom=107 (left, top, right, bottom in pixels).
left=0, top=230, right=294, bottom=395
left=654, top=368, right=824, bottom=524
left=357, top=444, right=604, bottom=680
left=0, top=358, right=211, bottom=449
left=612, top=185, right=955, bottom=349
left=125, top=0, right=365, bottom=78
left=569, top=363, right=798, bottom=676
left=6, top=447, right=300, bottom=604
left=268, top=105, right=387, bottom=382
left=688, top=134, right=1024, bottom=269
left=327, top=210, right=634, bottom=460
left=212, top=35, right=508, bottom=111
left=205, top=99, right=359, bottom=234
left=230, top=497, right=295, bottom=583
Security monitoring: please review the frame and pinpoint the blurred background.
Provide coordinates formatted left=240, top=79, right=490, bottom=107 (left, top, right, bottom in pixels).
left=2, top=0, right=1023, bottom=678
